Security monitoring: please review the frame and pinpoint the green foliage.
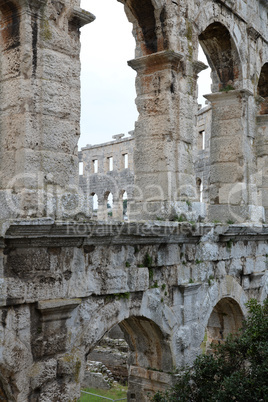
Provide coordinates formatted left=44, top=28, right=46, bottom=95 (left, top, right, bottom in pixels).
left=227, top=219, right=235, bottom=224
left=149, top=268, right=154, bottom=280
left=144, top=253, right=153, bottom=268
left=171, top=214, right=187, bottom=222
left=115, top=292, right=130, bottom=300
left=125, top=261, right=130, bottom=268
left=220, top=84, right=235, bottom=92
left=106, top=292, right=130, bottom=301
left=226, top=239, right=233, bottom=249
left=151, top=298, right=268, bottom=402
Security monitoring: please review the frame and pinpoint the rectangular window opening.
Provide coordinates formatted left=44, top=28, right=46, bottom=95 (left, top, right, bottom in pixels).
left=124, top=153, right=128, bottom=169
left=79, top=162, right=83, bottom=176
left=198, top=130, right=205, bottom=151
left=93, top=159, right=98, bottom=173
left=108, top=157, right=113, bottom=171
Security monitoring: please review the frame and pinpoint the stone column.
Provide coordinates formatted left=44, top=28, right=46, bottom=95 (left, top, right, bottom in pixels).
left=205, top=90, right=264, bottom=223
left=0, top=0, right=94, bottom=221
left=256, top=114, right=268, bottom=222
left=128, top=50, right=199, bottom=221
left=112, top=197, right=124, bottom=220
left=98, top=197, right=108, bottom=221
left=30, top=299, right=82, bottom=400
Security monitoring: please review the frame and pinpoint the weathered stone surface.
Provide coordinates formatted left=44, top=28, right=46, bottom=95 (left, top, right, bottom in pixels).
left=0, top=1, right=268, bottom=402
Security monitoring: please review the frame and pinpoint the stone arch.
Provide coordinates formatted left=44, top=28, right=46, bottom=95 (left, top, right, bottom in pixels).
left=198, top=22, right=242, bottom=91
left=120, top=316, right=173, bottom=371
left=0, top=0, right=20, bottom=51
left=75, top=297, right=175, bottom=400
left=198, top=276, right=248, bottom=349
left=124, top=0, right=158, bottom=54
left=80, top=301, right=173, bottom=369
left=206, top=297, right=244, bottom=349
left=257, top=63, right=268, bottom=115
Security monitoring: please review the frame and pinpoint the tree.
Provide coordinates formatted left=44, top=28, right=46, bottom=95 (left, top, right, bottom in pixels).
left=152, top=298, right=268, bottom=402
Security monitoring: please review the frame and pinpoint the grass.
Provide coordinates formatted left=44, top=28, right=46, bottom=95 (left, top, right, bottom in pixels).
left=79, top=385, right=128, bottom=401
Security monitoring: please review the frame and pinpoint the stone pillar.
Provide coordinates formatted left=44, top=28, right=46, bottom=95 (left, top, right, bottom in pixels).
left=112, top=197, right=124, bottom=220
left=30, top=299, right=82, bottom=400
left=98, top=197, right=108, bottom=221
left=256, top=114, right=268, bottom=222
left=128, top=50, right=199, bottom=221
left=0, top=0, right=94, bottom=221
left=205, top=90, right=264, bottom=223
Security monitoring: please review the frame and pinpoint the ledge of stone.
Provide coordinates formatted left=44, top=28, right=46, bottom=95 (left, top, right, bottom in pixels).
left=71, top=7, right=96, bottom=27
left=204, top=89, right=253, bottom=102
left=128, top=50, right=184, bottom=72
left=37, top=298, right=81, bottom=322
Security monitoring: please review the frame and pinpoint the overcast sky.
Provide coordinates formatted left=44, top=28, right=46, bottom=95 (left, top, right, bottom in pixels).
left=79, top=0, right=211, bottom=149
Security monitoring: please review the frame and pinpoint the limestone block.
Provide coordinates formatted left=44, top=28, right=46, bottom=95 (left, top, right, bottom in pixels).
left=210, top=135, right=243, bottom=163
left=229, top=259, right=243, bottom=276
left=196, top=242, right=219, bottom=261
left=219, top=183, right=244, bottom=205
left=255, top=256, right=267, bottom=273
left=128, top=268, right=149, bottom=292
left=210, top=163, right=244, bottom=184
left=157, top=244, right=180, bottom=266
left=215, top=261, right=226, bottom=278
left=193, top=262, right=214, bottom=282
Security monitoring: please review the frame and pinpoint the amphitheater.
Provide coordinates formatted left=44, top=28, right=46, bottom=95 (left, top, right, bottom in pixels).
left=0, top=0, right=268, bottom=401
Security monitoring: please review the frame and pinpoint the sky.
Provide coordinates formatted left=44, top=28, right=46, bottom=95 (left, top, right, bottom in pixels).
left=79, top=0, right=211, bottom=149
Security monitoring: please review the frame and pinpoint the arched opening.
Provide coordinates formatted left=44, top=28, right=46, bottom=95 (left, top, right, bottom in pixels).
left=197, top=45, right=212, bottom=107
left=79, top=0, right=138, bottom=148
left=125, top=0, right=157, bottom=54
left=122, top=191, right=128, bottom=220
left=196, top=178, right=203, bottom=202
left=91, top=193, right=98, bottom=218
left=199, top=22, right=242, bottom=92
left=204, top=297, right=244, bottom=353
left=82, top=316, right=173, bottom=401
left=105, top=192, right=113, bottom=218
left=0, top=1, right=20, bottom=52
left=257, top=63, right=268, bottom=115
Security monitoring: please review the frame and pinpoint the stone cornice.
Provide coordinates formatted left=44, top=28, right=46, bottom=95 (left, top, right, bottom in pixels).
left=37, top=298, right=81, bottom=322
left=204, top=89, right=253, bottom=102
left=3, top=221, right=268, bottom=248
left=128, top=50, right=184, bottom=72
left=192, top=60, right=208, bottom=75
left=71, top=7, right=96, bottom=27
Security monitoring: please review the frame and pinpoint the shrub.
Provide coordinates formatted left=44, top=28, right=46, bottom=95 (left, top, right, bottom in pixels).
left=152, top=298, right=268, bottom=402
